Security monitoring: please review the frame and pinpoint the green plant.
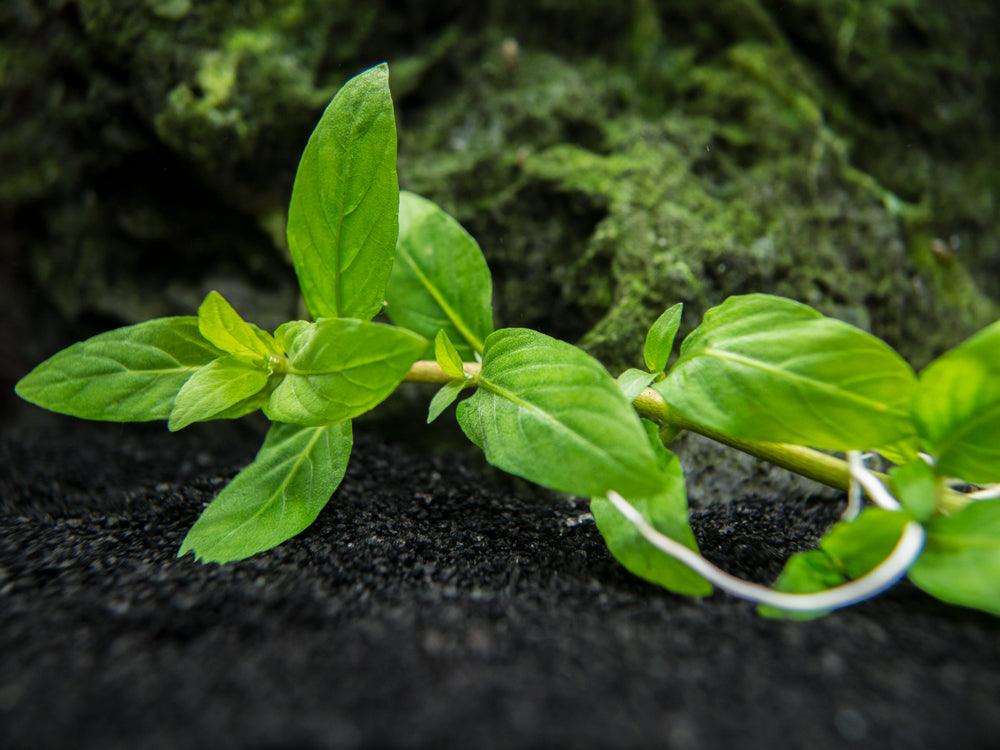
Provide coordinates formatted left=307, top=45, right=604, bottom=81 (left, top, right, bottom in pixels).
left=16, top=64, right=1000, bottom=619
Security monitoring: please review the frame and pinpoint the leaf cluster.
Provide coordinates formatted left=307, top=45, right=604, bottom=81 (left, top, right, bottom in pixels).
left=15, top=63, right=1000, bottom=619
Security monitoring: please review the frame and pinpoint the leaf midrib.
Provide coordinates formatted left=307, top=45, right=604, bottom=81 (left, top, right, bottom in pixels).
left=398, top=246, right=484, bottom=354
left=477, top=373, right=630, bottom=478
left=683, top=347, right=911, bottom=418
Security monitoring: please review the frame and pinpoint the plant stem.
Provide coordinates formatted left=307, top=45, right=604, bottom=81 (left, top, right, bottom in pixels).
left=403, top=360, right=970, bottom=511
left=631, top=387, right=855, bottom=491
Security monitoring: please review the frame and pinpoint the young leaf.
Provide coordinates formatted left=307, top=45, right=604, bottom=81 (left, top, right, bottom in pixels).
left=286, top=63, right=398, bottom=321
left=889, top=459, right=938, bottom=522
left=591, top=421, right=712, bottom=597
left=434, top=330, right=466, bottom=379
left=616, top=368, right=657, bottom=403
left=179, top=421, right=353, bottom=563
left=908, top=499, right=1000, bottom=616
left=644, top=303, right=682, bottom=372
left=15, top=317, right=222, bottom=421
left=427, top=379, right=467, bottom=424
left=264, top=318, right=426, bottom=426
left=654, top=294, right=918, bottom=451
left=759, top=508, right=911, bottom=619
left=168, top=356, right=270, bottom=431
left=198, top=291, right=273, bottom=361
left=275, top=320, right=310, bottom=353
left=456, top=328, right=664, bottom=500
left=384, top=191, right=494, bottom=357
left=912, top=319, right=1000, bottom=483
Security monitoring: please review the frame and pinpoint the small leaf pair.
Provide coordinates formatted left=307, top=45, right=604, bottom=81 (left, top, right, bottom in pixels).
left=168, top=291, right=280, bottom=432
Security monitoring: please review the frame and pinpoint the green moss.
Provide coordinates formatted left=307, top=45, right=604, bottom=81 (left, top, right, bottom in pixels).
left=2, top=0, right=996, bottom=369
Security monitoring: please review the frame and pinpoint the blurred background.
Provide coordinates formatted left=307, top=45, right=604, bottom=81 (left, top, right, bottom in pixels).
left=3, top=0, right=999, bottom=428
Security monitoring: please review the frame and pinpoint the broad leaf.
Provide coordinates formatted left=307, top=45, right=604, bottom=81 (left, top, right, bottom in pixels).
left=198, top=291, right=273, bottom=361
left=168, top=356, right=270, bottom=431
left=760, top=508, right=911, bottom=619
left=456, top=328, right=664, bottom=500
left=15, top=317, right=222, bottom=421
left=265, top=318, right=426, bottom=426
left=644, top=303, right=682, bottom=372
left=385, top=191, right=494, bottom=357
left=591, top=421, right=712, bottom=596
left=909, top=499, right=1000, bottom=616
left=655, top=294, right=917, bottom=451
left=286, top=63, right=398, bottom=321
left=912, top=319, right=1000, bottom=483
left=427, top=379, right=467, bottom=424
left=179, top=421, right=353, bottom=563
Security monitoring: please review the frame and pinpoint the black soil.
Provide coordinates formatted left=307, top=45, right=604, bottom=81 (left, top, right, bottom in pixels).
left=2, top=421, right=999, bottom=749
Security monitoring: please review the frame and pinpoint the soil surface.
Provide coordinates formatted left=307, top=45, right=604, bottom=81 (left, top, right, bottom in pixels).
left=2, top=420, right=999, bottom=749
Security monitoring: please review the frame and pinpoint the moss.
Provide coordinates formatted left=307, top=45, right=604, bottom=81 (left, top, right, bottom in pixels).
left=400, top=24, right=997, bottom=372
left=2, top=0, right=996, bottom=366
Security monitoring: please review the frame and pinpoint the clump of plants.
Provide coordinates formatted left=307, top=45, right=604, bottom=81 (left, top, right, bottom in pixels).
left=16, top=65, right=1000, bottom=619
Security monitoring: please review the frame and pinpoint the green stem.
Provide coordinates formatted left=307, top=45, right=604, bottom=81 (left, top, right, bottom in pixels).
left=631, top=386, right=855, bottom=491
left=402, top=360, right=970, bottom=511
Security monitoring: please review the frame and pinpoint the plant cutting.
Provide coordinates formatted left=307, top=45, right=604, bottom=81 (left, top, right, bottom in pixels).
left=16, top=64, right=1000, bottom=619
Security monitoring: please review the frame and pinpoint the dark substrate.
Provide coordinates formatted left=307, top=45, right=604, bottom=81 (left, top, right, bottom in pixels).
left=1, top=420, right=998, bottom=750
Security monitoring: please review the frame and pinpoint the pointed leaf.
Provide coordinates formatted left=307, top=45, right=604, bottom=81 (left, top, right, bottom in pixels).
left=913, top=319, right=1000, bottom=483
left=286, top=63, right=398, bottom=321
left=655, top=294, right=917, bottom=451
left=760, top=508, right=911, bottom=619
left=758, top=550, right=845, bottom=620
left=434, top=330, right=466, bottom=379
left=909, top=499, right=1000, bottom=616
left=617, top=368, right=657, bottom=403
left=179, top=421, right=353, bottom=563
left=644, top=303, right=682, bottom=372
left=15, top=317, right=222, bottom=421
left=591, top=421, right=711, bottom=596
left=889, top=459, right=938, bottom=521
left=265, top=318, right=426, bottom=426
left=456, top=328, right=664, bottom=500
left=198, top=291, right=273, bottom=360
left=169, top=356, right=270, bottom=431
left=427, top=379, right=466, bottom=424
left=385, top=191, right=494, bottom=357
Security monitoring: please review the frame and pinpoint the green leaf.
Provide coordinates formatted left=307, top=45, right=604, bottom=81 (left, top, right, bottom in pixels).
left=759, top=508, right=910, bottom=619
left=264, top=318, right=426, bottom=426
left=616, top=368, right=657, bottom=403
left=179, top=421, right=353, bottom=563
left=758, top=550, right=844, bottom=621
left=654, top=294, right=917, bottom=451
left=591, top=421, right=712, bottom=597
left=286, top=63, right=398, bottom=321
left=168, top=356, right=270, bottom=431
left=275, top=320, right=310, bottom=353
left=384, top=191, right=494, bottom=357
left=912, top=319, right=1000, bottom=483
left=644, top=303, right=682, bottom=372
left=434, top=330, right=466, bottom=379
left=15, top=317, right=222, bottom=421
left=427, top=379, right=467, bottom=424
left=909, top=499, right=1000, bottom=616
left=456, top=328, right=664, bottom=500
left=820, top=508, right=911, bottom=579
left=198, top=291, right=273, bottom=361
left=889, top=460, right=938, bottom=521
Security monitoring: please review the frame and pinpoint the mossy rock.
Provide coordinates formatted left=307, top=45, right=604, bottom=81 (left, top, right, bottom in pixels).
left=3, top=1, right=998, bottom=484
